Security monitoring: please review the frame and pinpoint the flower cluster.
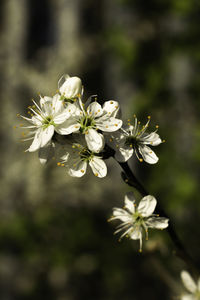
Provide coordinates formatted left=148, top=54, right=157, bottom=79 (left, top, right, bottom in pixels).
left=19, top=74, right=163, bottom=178
left=18, top=74, right=169, bottom=251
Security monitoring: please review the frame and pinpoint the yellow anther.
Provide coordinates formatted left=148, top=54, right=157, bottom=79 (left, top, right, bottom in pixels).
left=19, top=124, right=24, bottom=127
left=77, top=93, right=81, bottom=97
left=31, top=114, right=34, bottom=116
left=128, top=123, right=131, bottom=126
left=138, top=121, right=141, bottom=124
left=94, top=97, right=97, bottom=101
left=106, top=125, right=108, bottom=128
left=61, top=163, right=65, bottom=167
left=115, top=106, right=118, bottom=109
left=139, top=249, right=142, bottom=253
left=114, top=124, right=118, bottom=126
left=95, top=173, right=98, bottom=176
left=13, top=126, right=17, bottom=129
left=81, top=169, right=85, bottom=173
left=75, top=125, right=79, bottom=128
left=155, top=125, right=159, bottom=128
left=148, top=115, right=151, bottom=119
left=57, top=162, right=61, bottom=166
left=98, top=109, right=100, bottom=112
left=162, top=139, right=166, bottom=143
left=28, top=111, right=31, bottom=114
left=109, top=138, right=113, bottom=142
left=139, top=158, right=143, bottom=162
left=128, top=119, right=131, bottom=122
left=130, top=144, right=133, bottom=148
left=110, top=101, right=113, bottom=104
left=85, top=131, right=89, bottom=134
left=16, top=113, right=20, bottom=117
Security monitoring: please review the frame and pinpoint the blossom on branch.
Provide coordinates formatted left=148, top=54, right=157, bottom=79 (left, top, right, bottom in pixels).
left=107, top=115, right=162, bottom=164
left=180, top=270, right=200, bottom=300
left=57, top=135, right=107, bottom=178
left=109, top=192, right=169, bottom=251
left=62, top=99, right=123, bottom=153
left=20, top=94, right=77, bottom=152
left=58, top=74, right=83, bottom=102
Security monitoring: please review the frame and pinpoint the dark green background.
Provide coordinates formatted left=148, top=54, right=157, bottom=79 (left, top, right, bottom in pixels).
left=0, top=0, right=200, bottom=299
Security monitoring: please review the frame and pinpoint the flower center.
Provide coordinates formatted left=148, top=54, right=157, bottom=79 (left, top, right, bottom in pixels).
left=60, top=94, right=78, bottom=103
left=125, top=136, right=137, bottom=147
left=79, top=147, right=93, bottom=161
left=79, top=116, right=96, bottom=133
left=42, top=116, right=55, bottom=128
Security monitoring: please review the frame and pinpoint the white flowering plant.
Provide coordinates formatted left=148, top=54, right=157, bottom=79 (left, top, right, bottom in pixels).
left=17, top=74, right=199, bottom=297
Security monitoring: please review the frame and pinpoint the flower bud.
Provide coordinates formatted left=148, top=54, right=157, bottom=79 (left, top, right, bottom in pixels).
left=58, top=74, right=82, bottom=99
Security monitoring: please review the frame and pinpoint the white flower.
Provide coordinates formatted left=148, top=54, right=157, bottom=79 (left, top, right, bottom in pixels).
left=58, top=74, right=83, bottom=101
left=181, top=270, right=200, bottom=300
left=109, top=193, right=169, bottom=251
left=20, top=94, right=77, bottom=152
left=62, top=99, right=123, bottom=153
left=107, top=115, right=162, bottom=164
left=57, top=135, right=107, bottom=178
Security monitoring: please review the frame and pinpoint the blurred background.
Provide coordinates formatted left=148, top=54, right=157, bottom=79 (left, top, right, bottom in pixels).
left=0, top=0, right=200, bottom=299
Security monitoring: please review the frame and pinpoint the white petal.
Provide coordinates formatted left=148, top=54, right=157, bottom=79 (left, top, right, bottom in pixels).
left=197, top=278, right=200, bottom=291
left=55, top=119, right=80, bottom=135
left=68, top=160, right=87, bottom=177
left=40, top=96, right=52, bottom=107
left=52, top=94, right=63, bottom=114
left=138, top=144, right=159, bottom=164
left=181, top=271, right=197, bottom=293
left=137, top=195, right=157, bottom=217
left=28, top=128, right=42, bottom=152
left=115, top=146, right=134, bottom=162
left=124, top=192, right=136, bottom=213
left=85, top=129, right=104, bottom=152
left=53, top=104, right=76, bottom=124
left=59, top=76, right=82, bottom=98
left=53, top=110, right=70, bottom=124
left=103, top=100, right=120, bottom=117
left=146, top=217, right=169, bottom=229
left=140, top=132, right=162, bottom=146
left=32, top=115, right=43, bottom=126
left=129, top=226, right=142, bottom=240
left=40, top=125, right=55, bottom=147
left=87, top=102, right=103, bottom=118
left=112, top=208, right=132, bottom=223
left=38, top=143, right=54, bottom=164
left=40, top=97, right=53, bottom=115
left=58, top=74, right=70, bottom=89
left=89, top=156, right=107, bottom=178
left=96, top=117, right=122, bottom=132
